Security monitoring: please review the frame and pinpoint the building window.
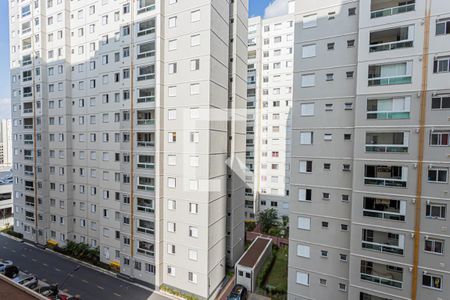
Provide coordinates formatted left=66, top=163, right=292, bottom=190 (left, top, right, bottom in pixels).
left=428, top=168, right=448, bottom=183
left=296, top=272, right=309, bottom=286
left=436, top=19, right=450, bottom=35
left=301, top=74, right=315, bottom=87
left=425, top=238, right=444, bottom=254
left=299, top=161, right=313, bottom=173
left=188, top=272, right=198, bottom=284
left=298, top=217, right=311, bottom=230
left=426, top=203, right=446, bottom=219
left=298, top=188, right=312, bottom=201
left=303, top=14, right=317, bottom=29
left=422, top=273, right=442, bottom=290
left=348, top=7, right=356, bottom=16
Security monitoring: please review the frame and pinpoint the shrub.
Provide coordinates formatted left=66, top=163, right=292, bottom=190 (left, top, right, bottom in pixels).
left=160, top=284, right=199, bottom=300
left=245, top=220, right=256, bottom=232
left=256, top=249, right=276, bottom=288
left=1, top=226, right=23, bottom=239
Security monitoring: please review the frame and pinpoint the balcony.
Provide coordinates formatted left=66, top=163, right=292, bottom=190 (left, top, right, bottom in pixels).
left=369, top=26, right=414, bottom=52
left=370, top=0, right=415, bottom=19
left=368, top=62, right=412, bottom=86
left=360, top=260, right=403, bottom=289
left=24, top=150, right=33, bottom=161
left=137, top=110, right=155, bottom=126
left=25, top=211, right=35, bottom=222
left=137, top=177, right=155, bottom=192
left=25, top=196, right=35, bottom=207
left=364, top=165, right=407, bottom=187
left=362, top=229, right=404, bottom=255
left=363, top=197, right=406, bottom=221
left=23, top=118, right=33, bottom=129
left=137, top=219, right=154, bottom=235
left=137, top=65, right=155, bottom=81
left=137, top=132, right=155, bottom=147
left=24, top=134, right=34, bottom=145
left=137, top=41, right=155, bottom=59
left=137, top=240, right=154, bottom=257
left=137, top=197, right=154, bottom=213
left=137, top=19, right=155, bottom=37
left=24, top=181, right=34, bottom=191
left=137, top=155, right=155, bottom=169
left=24, top=166, right=34, bottom=176
left=137, top=88, right=155, bottom=103
left=23, top=87, right=33, bottom=98
left=367, top=97, right=410, bottom=120
left=365, top=132, right=409, bottom=153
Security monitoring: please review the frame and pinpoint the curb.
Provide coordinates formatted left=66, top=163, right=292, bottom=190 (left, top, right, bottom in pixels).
left=0, top=232, right=24, bottom=243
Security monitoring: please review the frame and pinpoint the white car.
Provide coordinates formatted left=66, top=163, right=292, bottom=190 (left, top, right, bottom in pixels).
left=0, top=260, right=13, bottom=273
left=13, top=274, right=39, bottom=289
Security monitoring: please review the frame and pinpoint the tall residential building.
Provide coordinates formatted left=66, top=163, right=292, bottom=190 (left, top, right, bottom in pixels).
left=0, top=120, right=13, bottom=167
left=9, top=0, right=247, bottom=298
left=245, top=1, right=295, bottom=219
left=289, top=1, right=450, bottom=300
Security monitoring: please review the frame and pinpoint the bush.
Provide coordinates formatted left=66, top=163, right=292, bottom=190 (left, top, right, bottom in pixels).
left=59, top=241, right=101, bottom=266
left=256, top=249, right=276, bottom=288
left=1, top=226, right=23, bottom=239
left=245, top=220, right=256, bottom=232
left=160, top=284, right=199, bottom=300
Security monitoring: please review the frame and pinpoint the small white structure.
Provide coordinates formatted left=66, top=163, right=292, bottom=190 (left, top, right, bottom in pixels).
left=235, top=237, right=272, bottom=292
left=0, top=169, right=13, bottom=229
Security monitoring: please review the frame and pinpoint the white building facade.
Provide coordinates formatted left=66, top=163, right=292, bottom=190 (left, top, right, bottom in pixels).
left=0, top=120, right=12, bottom=167
left=289, top=1, right=450, bottom=300
left=245, top=1, right=295, bottom=219
left=9, top=0, right=247, bottom=298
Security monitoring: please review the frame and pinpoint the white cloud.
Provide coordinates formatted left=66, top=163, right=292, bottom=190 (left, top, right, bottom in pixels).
left=0, top=98, right=11, bottom=120
left=264, top=0, right=289, bottom=19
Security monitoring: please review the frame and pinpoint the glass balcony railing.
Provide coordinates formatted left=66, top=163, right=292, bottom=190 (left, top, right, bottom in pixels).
left=367, top=111, right=410, bottom=120
left=368, top=75, right=412, bottom=86
left=137, top=96, right=155, bottom=103
left=364, top=177, right=407, bottom=187
left=363, top=209, right=405, bottom=221
left=137, top=119, right=155, bottom=125
left=370, top=40, right=413, bottom=52
left=365, top=144, right=408, bottom=153
left=362, top=241, right=404, bottom=255
left=137, top=162, right=154, bottom=169
left=361, top=273, right=403, bottom=289
left=371, top=3, right=415, bottom=19
left=137, top=185, right=155, bottom=192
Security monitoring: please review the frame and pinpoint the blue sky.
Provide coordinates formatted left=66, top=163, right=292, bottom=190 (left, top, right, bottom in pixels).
left=0, top=0, right=277, bottom=119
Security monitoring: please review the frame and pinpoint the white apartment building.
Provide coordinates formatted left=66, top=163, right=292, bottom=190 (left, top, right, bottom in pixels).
left=0, top=119, right=13, bottom=167
left=289, top=1, right=450, bottom=300
left=9, top=0, right=247, bottom=298
left=245, top=1, right=295, bottom=219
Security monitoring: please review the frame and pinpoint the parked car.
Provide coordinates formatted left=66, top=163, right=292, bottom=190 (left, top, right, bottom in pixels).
left=3, top=265, right=19, bottom=278
left=13, top=274, right=39, bottom=289
left=0, top=259, right=13, bottom=273
left=35, top=285, right=59, bottom=297
left=227, top=284, right=248, bottom=300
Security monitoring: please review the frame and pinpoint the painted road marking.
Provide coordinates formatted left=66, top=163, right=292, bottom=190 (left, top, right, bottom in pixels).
left=97, top=285, right=104, bottom=290
left=81, top=279, right=89, bottom=284
left=21, top=254, right=26, bottom=257
left=114, top=293, right=121, bottom=297
left=11, top=250, right=16, bottom=253
left=43, top=263, right=48, bottom=267
left=32, top=259, right=37, bottom=262
left=54, top=268, right=61, bottom=272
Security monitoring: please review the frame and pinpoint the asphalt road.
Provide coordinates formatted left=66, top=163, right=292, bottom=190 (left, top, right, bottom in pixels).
left=0, top=234, right=169, bottom=300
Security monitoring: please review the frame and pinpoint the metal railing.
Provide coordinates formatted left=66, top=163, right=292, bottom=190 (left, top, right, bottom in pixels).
left=363, top=209, right=405, bottom=221
left=361, top=272, right=403, bottom=289
left=365, top=144, right=408, bottom=153
left=368, top=75, right=412, bottom=86
left=371, top=3, right=415, bottom=18
left=364, top=177, right=407, bottom=187
left=370, top=40, right=413, bottom=52
left=362, top=241, right=404, bottom=255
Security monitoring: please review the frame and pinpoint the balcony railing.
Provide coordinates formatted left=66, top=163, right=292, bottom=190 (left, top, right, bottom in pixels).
left=137, top=226, right=154, bottom=235
left=137, top=185, right=155, bottom=192
left=137, top=141, right=154, bottom=147
left=25, top=216, right=35, bottom=222
left=364, top=177, right=407, bottom=187
left=362, top=241, right=404, bottom=255
left=24, top=140, right=34, bottom=145
left=137, top=162, right=154, bottom=169
left=137, top=4, right=155, bottom=15
left=371, top=3, right=415, bottom=19
left=137, top=248, right=154, bottom=257
left=365, top=144, right=408, bottom=153
left=23, top=125, right=33, bottom=129
left=24, top=156, right=33, bottom=161
left=368, top=75, right=411, bottom=86
left=137, top=205, right=154, bottom=213
left=361, top=272, right=403, bottom=289
left=137, top=51, right=155, bottom=59
left=367, top=111, right=410, bottom=120
left=137, top=74, right=154, bottom=81
left=137, top=119, right=155, bottom=125
left=137, top=28, right=155, bottom=37
left=370, top=40, right=413, bottom=52
left=24, top=171, right=34, bottom=176
left=137, top=96, right=155, bottom=103
left=363, top=209, right=405, bottom=221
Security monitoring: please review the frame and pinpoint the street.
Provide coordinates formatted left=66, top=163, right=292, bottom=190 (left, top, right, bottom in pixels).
left=0, top=234, right=170, bottom=300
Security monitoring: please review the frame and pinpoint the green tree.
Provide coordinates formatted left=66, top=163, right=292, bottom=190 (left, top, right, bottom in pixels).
left=258, top=208, right=280, bottom=234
